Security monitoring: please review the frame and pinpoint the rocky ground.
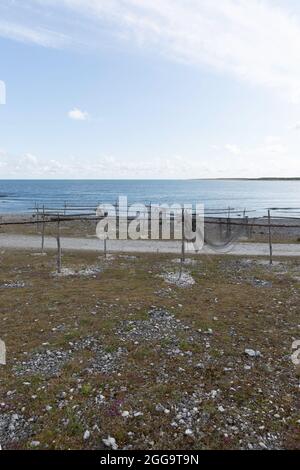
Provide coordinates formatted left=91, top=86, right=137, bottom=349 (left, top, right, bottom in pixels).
left=0, top=249, right=299, bottom=450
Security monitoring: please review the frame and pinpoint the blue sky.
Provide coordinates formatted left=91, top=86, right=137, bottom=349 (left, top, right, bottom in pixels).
left=0, top=0, right=300, bottom=179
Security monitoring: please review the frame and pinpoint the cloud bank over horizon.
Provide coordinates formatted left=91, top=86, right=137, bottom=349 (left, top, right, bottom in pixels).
left=1, top=135, right=299, bottom=180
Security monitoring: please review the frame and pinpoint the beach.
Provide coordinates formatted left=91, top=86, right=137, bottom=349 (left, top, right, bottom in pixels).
left=1, top=212, right=300, bottom=244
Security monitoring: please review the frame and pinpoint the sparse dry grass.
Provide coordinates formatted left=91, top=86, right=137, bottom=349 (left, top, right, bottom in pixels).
left=0, top=248, right=299, bottom=450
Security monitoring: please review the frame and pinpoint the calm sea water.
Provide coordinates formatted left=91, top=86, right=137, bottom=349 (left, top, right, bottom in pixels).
left=0, top=179, right=300, bottom=217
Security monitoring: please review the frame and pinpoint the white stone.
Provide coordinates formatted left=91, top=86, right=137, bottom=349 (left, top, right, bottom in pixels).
left=30, top=441, right=40, bottom=448
left=245, top=349, right=256, bottom=357
left=102, top=436, right=118, bottom=450
left=0, top=340, right=6, bottom=365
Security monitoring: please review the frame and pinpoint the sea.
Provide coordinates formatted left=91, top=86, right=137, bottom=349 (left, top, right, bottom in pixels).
left=0, top=179, right=300, bottom=218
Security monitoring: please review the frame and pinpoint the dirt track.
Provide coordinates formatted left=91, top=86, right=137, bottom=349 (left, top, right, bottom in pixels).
left=0, top=233, right=299, bottom=257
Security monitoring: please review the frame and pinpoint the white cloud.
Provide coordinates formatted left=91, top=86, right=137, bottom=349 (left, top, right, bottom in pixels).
left=292, top=121, right=300, bottom=130
left=0, top=150, right=209, bottom=178
left=0, top=19, right=70, bottom=48
left=225, top=144, right=240, bottom=155
left=0, top=140, right=299, bottom=179
left=264, top=136, right=281, bottom=145
left=68, top=108, right=89, bottom=121
left=24, top=0, right=300, bottom=102
left=1, top=1, right=300, bottom=99
left=22, top=153, right=38, bottom=165
left=262, top=136, right=287, bottom=154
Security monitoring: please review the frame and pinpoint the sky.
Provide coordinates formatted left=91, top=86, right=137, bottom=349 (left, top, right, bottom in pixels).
left=0, top=0, right=300, bottom=179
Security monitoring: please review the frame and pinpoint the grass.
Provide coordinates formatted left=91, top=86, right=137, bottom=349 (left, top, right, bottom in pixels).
left=0, top=248, right=299, bottom=450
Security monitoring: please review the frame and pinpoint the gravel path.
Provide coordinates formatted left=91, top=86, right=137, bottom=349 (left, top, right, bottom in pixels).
left=0, top=233, right=299, bottom=256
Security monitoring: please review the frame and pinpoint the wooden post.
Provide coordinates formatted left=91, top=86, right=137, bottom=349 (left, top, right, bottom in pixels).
left=56, top=214, right=62, bottom=273
left=268, top=209, right=273, bottom=265
left=41, top=205, right=45, bottom=253
left=181, top=236, right=185, bottom=264
left=179, top=208, right=185, bottom=280
left=36, top=204, right=39, bottom=233
left=64, top=202, right=67, bottom=216
left=246, top=216, right=250, bottom=238
left=181, top=208, right=185, bottom=263
left=104, top=237, right=107, bottom=259
left=243, top=209, right=247, bottom=238
left=226, top=206, right=231, bottom=237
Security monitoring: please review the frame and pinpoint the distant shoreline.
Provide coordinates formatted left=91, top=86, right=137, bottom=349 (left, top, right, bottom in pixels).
left=192, top=177, right=300, bottom=181
left=0, top=177, right=300, bottom=181
left=0, top=176, right=300, bottom=183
